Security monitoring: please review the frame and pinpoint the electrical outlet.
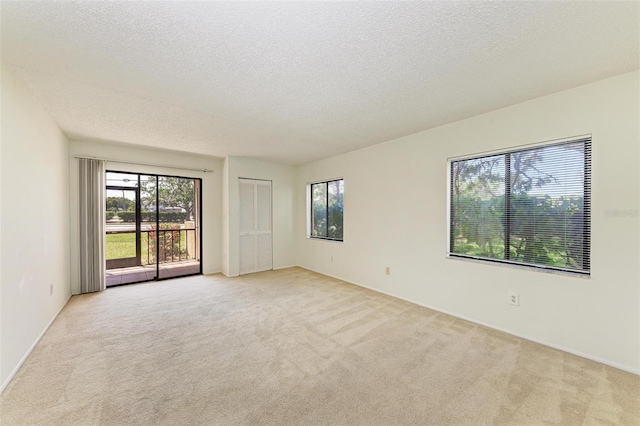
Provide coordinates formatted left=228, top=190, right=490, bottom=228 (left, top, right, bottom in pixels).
left=50, top=283, right=54, bottom=296
left=509, top=292, right=519, bottom=306
left=330, top=256, right=334, bottom=262
left=385, top=267, right=391, bottom=275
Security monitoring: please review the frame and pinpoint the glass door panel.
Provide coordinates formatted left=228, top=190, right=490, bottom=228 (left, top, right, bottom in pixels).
left=105, top=171, right=202, bottom=286
left=139, top=175, right=158, bottom=281
left=105, top=179, right=143, bottom=286
left=105, top=187, right=138, bottom=269
left=157, top=176, right=201, bottom=279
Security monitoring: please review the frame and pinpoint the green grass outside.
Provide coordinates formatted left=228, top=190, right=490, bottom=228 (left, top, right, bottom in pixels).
left=454, top=236, right=569, bottom=267
left=106, top=225, right=193, bottom=264
left=106, top=232, right=138, bottom=260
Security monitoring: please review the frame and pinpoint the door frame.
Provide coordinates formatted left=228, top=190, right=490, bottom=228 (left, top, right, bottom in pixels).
left=105, top=170, right=203, bottom=285
left=238, top=177, right=273, bottom=275
left=105, top=185, right=140, bottom=269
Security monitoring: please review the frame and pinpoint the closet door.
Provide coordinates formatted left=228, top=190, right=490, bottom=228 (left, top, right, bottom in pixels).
left=239, top=179, right=256, bottom=275
left=239, top=179, right=272, bottom=275
left=255, top=180, right=272, bottom=272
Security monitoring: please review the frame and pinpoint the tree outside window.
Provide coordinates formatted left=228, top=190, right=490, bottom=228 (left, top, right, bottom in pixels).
left=311, top=179, right=344, bottom=241
left=450, top=139, right=590, bottom=274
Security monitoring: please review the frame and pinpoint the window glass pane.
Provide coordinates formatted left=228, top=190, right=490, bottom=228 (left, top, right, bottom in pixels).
left=311, top=182, right=327, bottom=237
left=106, top=188, right=136, bottom=216
left=449, top=139, right=590, bottom=274
left=451, top=155, right=506, bottom=259
left=139, top=175, right=156, bottom=266
left=509, top=142, right=587, bottom=270
left=309, top=179, right=344, bottom=241
left=328, top=180, right=344, bottom=240
left=106, top=172, right=138, bottom=187
left=139, top=175, right=156, bottom=215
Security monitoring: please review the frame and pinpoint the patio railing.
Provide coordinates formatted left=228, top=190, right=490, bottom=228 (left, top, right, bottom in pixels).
left=106, top=227, right=198, bottom=269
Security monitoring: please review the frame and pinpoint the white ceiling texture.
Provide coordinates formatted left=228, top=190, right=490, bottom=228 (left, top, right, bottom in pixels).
left=1, top=1, right=639, bottom=165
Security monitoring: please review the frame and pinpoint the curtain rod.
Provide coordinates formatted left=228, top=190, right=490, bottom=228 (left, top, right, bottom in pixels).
left=74, top=155, right=214, bottom=173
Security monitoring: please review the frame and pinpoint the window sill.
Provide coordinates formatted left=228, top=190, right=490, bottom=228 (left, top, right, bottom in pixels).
left=307, top=236, right=343, bottom=243
left=447, top=254, right=590, bottom=279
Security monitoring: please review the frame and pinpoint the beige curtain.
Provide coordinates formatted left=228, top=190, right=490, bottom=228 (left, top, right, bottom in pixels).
left=79, top=158, right=106, bottom=293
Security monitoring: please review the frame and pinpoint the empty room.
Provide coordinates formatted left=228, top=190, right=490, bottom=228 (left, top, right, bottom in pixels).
left=1, top=1, right=639, bottom=425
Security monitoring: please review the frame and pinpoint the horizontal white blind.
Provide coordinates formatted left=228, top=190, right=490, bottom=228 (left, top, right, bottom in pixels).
left=450, top=138, right=591, bottom=274
left=451, top=153, right=506, bottom=260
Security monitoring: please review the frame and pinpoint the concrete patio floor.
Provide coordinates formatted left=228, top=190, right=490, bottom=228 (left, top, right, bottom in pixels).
left=106, top=260, right=201, bottom=286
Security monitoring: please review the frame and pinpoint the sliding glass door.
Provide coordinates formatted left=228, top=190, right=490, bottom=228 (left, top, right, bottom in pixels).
left=105, top=171, right=202, bottom=286
left=157, top=176, right=201, bottom=279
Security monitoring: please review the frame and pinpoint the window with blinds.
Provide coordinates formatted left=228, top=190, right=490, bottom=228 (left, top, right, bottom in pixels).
left=449, top=137, right=591, bottom=275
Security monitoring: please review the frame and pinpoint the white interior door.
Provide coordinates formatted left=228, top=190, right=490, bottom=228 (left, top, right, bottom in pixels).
left=239, top=179, right=256, bottom=275
left=239, top=179, right=272, bottom=275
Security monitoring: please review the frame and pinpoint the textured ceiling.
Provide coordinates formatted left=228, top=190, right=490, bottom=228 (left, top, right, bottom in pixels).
left=1, top=1, right=639, bottom=165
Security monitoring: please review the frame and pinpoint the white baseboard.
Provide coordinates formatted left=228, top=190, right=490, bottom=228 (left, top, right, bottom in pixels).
left=222, top=266, right=298, bottom=278
left=300, top=266, right=640, bottom=376
left=274, top=265, right=297, bottom=271
left=0, top=294, right=72, bottom=393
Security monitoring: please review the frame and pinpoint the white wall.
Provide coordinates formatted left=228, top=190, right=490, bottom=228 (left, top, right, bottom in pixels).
left=223, top=157, right=296, bottom=277
left=296, top=70, right=640, bottom=373
left=222, top=158, right=230, bottom=276
left=0, top=62, right=3, bottom=390
left=68, top=140, right=223, bottom=294
left=1, top=63, right=71, bottom=390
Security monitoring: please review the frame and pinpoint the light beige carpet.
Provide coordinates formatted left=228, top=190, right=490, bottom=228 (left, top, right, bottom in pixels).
left=1, top=267, right=638, bottom=425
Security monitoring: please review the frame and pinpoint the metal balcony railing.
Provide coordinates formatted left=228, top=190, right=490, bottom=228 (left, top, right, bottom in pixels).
left=106, top=227, right=198, bottom=269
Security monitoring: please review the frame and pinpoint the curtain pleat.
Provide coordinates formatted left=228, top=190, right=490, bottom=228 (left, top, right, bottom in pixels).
left=79, top=159, right=106, bottom=293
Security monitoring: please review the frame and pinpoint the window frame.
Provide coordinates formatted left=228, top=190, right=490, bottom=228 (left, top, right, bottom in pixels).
left=308, top=178, right=344, bottom=242
left=447, top=135, right=591, bottom=277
